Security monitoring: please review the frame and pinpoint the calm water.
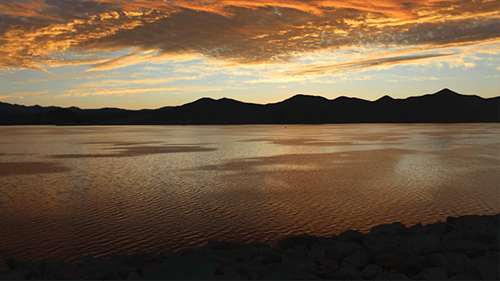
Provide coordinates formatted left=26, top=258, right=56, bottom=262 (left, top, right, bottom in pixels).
left=0, top=124, right=499, bottom=266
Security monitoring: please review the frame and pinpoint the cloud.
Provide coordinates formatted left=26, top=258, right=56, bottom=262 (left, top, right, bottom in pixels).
left=284, top=53, right=458, bottom=76
left=11, top=90, right=50, bottom=96
left=63, top=86, right=180, bottom=97
left=14, top=71, right=140, bottom=84
left=77, top=76, right=199, bottom=87
left=79, top=78, right=169, bottom=87
left=0, top=95, right=14, bottom=99
left=0, top=0, right=499, bottom=72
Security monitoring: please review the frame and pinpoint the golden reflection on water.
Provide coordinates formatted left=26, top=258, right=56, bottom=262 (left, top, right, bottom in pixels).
left=0, top=124, right=499, bottom=267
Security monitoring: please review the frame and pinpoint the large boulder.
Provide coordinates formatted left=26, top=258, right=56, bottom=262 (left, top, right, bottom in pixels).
left=374, top=249, right=420, bottom=272
left=148, top=256, right=221, bottom=280
left=471, top=256, right=499, bottom=280
left=428, top=252, right=471, bottom=276
left=443, top=240, right=488, bottom=259
left=340, top=250, right=370, bottom=270
left=370, top=222, right=410, bottom=237
left=411, top=267, right=447, bottom=280
left=273, top=234, right=321, bottom=253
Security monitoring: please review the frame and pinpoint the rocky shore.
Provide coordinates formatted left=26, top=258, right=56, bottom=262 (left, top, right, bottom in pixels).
left=1, top=213, right=498, bottom=280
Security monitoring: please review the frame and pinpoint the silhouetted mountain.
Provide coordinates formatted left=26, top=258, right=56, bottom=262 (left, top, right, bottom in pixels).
left=0, top=89, right=498, bottom=125
left=0, top=102, right=59, bottom=116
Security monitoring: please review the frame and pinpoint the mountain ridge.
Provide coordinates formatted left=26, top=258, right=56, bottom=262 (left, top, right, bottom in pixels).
left=0, top=89, right=498, bottom=125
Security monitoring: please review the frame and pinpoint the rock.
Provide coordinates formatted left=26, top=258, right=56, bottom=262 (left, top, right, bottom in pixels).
left=399, top=255, right=431, bottom=277
left=451, top=273, right=482, bottom=280
left=263, top=270, right=321, bottom=280
left=308, top=245, right=325, bottom=263
left=252, top=255, right=265, bottom=263
left=139, top=262, right=162, bottom=279
left=408, top=223, right=424, bottom=235
left=370, top=222, right=410, bottom=236
left=0, top=269, right=24, bottom=280
left=338, top=266, right=363, bottom=280
left=318, top=260, right=339, bottom=272
left=405, top=235, right=441, bottom=256
left=148, top=256, right=220, bottom=280
left=48, top=264, right=84, bottom=280
left=282, top=248, right=310, bottom=264
left=443, top=227, right=465, bottom=242
left=382, top=270, right=410, bottom=280
left=127, top=270, right=145, bottom=280
left=337, top=230, right=367, bottom=244
left=375, top=273, right=390, bottom=280
left=258, top=262, right=297, bottom=279
left=485, top=249, right=499, bottom=261
left=157, top=252, right=180, bottom=261
left=245, top=243, right=274, bottom=255
left=428, top=252, right=471, bottom=275
left=105, top=253, right=125, bottom=263
left=182, top=248, right=232, bottom=265
left=466, top=231, right=498, bottom=246
left=83, top=263, right=136, bottom=280
left=331, top=241, right=366, bottom=258
left=234, top=254, right=253, bottom=263
left=446, top=214, right=491, bottom=229
left=4, top=258, right=35, bottom=271
left=217, top=262, right=260, bottom=277
left=211, top=272, right=247, bottom=280
left=340, top=250, right=370, bottom=270
left=23, top=270, right=41, bottom=280
left=312, top=268, right=335, bottom=280
left=471, top=256, right=499, bottom=280
left=35, top=259, right=51, bottom=276
left=443, top=240, right=488, bottom=258
left=273, top=234, right=321, bottom=253
left=410, top=266, right=447, bottom=280
left=374, top=249, right=419, bottom=272
left=364, top=235, right=406, bottom=257
left=323, top=247, right=343, bottom=264
left=208, top=241, right=247, bottom=251
left=119, top=252, right=155, bottom=268
left=76, top=255, right=108, bottom=269
left=261, top=250, right=282, bottom=265
left=420, top=222, right=450, bottom=239
left=360, top=264, right=383, bottom=280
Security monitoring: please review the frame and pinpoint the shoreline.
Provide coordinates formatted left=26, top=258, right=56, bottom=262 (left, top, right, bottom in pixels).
left=1, top=213, right=498, bottom=280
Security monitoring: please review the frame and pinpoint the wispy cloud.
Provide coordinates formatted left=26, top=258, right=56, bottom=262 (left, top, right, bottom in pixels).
left=63, top=86, right=180, bottom=97
left=12, top=90, right=51, bottom=96
left=78, top=76, right=199, bottom=87
left=79, top=78, right=168, bottom=87
left=285, top=53, right=458, bottom=76
left=14, top=71, right=140, bottom=84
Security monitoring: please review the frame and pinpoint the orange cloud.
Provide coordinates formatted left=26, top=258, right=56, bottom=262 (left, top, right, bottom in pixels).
left=63, top=86, right=180, bottom=97
left=0, top=0, right=498, bottom=72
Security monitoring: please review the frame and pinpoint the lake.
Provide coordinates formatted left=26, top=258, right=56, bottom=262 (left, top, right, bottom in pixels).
left=0, top=124, right=499, bottom=266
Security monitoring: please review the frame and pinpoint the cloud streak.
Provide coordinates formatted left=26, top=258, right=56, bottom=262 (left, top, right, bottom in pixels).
left=0, top=0, right=499, bottom=73
left=285, top=53, right=458, bottom=76
left=63, top=86, right=180, bottom=97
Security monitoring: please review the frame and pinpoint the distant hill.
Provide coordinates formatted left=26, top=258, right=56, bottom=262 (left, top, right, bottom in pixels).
left=0, top=89, right=498, bottom=125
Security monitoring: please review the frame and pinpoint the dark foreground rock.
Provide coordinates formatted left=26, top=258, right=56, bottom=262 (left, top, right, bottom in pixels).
left=1, top=213, right=498, bottom=280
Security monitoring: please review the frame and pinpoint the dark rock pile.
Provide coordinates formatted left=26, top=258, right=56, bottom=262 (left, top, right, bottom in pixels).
left=1, top=213, right=498, bottom=280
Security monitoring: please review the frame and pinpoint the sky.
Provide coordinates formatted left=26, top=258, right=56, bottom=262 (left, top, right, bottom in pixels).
left=0, top=0, right=499, bottom=110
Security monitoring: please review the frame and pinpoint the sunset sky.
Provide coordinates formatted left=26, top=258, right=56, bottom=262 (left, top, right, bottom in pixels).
left=0, top=0, right=499, bottom=110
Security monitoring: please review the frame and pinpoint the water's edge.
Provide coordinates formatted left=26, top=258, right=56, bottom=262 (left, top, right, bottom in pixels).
left=1, top=213, right=498, bottom=280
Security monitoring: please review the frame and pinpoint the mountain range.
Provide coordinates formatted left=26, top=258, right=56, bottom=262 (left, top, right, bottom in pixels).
left=0, top=89, right=498, bottom=125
